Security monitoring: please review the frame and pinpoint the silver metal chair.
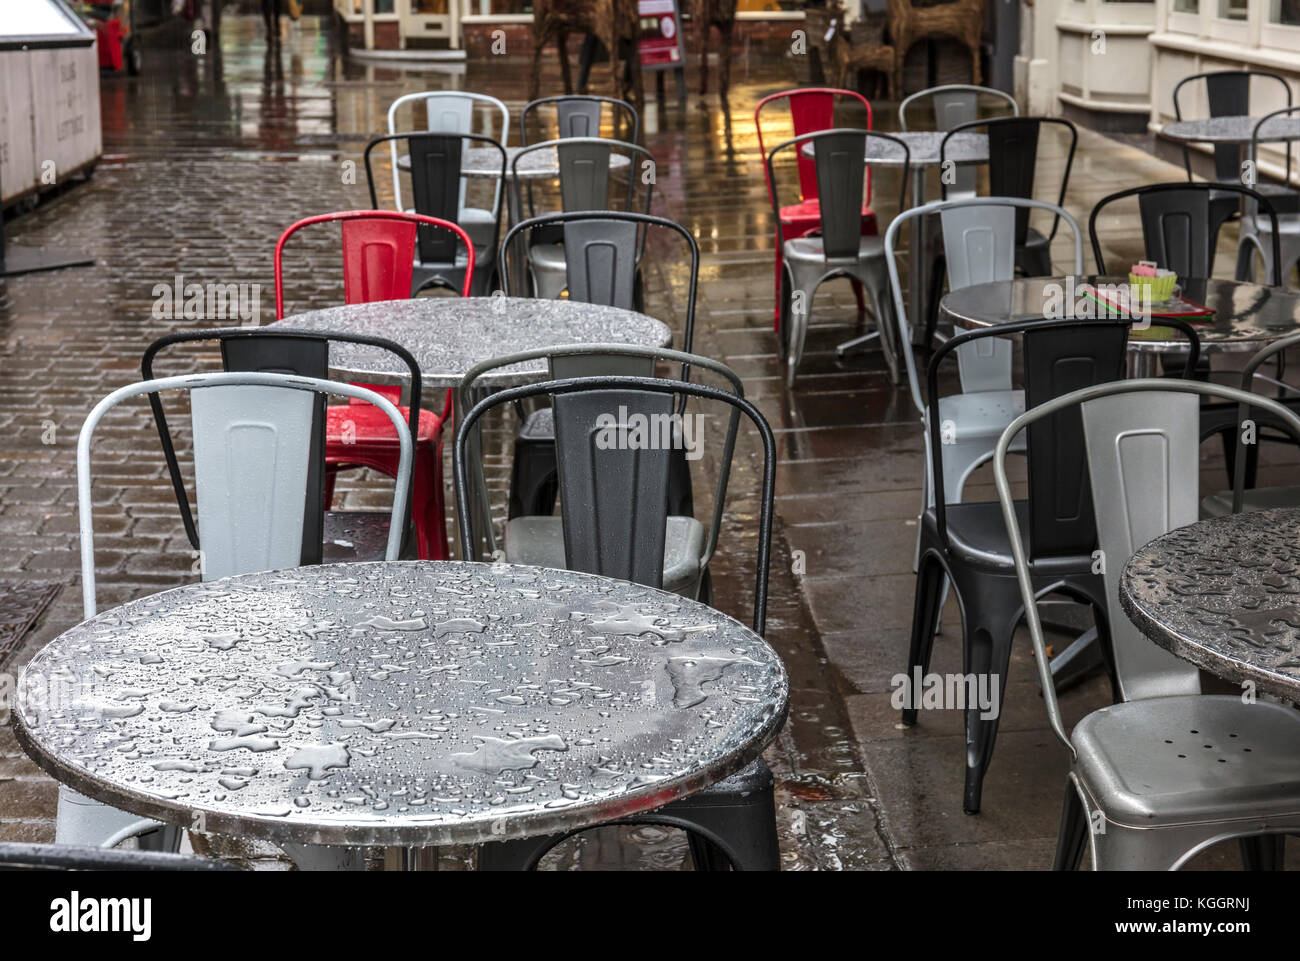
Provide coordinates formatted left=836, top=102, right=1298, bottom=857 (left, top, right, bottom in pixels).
left=520, top=94, right=640, bottom=146
left=386, top=91, right=509, bottom=249
left=994, top=378, right=1300, bottom=870
left=887, top=197, right=1084, bottom=533
left=767, top=128, right=910, bottom=386
left=511, top=137, right=654, bottom=301
left=57, top=372, right=411, bottom=863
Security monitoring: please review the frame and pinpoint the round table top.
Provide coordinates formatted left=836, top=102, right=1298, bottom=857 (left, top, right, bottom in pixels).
left=398, top=146, right=632, bottom=180
left=13, top=561, right=788, bottom=848
left=1161, top=115, right=1300, bottom=145
left=940, top=276, right=1300, bottom=354
left=800, top=130, right=988, bottom=167
left=269, top=297, right=672, bottom=389
left=1120, top=508, right=1300, bottom=702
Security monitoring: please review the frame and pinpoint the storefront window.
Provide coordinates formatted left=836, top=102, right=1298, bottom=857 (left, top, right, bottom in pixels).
left=737, top=0, right=800, bottom=10
left=465, top=0, right=533, bottom=11
left=1271, top=0, right=1300, bottom=24
left=1218, top=0, right=1248, bottom=17
left=1172, top=0, right=1198, bottom=10
left=350, top=0, right=397, bottom=12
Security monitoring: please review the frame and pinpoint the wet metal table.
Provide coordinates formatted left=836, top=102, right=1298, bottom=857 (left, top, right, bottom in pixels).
left=940, top=276, right=1300, bottom=375
left=268, top=296, right=670, bottom=390
left=806, top=131, right=989, bottom=344
left=13, top=561, right=788, bottom=851
left=1120, top=508, right=1300, bottom=702
left=1161, top=115, right=1300, bottom=145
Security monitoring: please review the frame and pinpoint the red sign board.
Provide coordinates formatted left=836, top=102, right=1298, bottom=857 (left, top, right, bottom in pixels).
left=638, top=0, right=685, bottom=69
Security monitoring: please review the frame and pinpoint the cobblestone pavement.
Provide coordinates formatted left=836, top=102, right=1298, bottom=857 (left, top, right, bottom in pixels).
left=0, top=13, right=1292, bottom=869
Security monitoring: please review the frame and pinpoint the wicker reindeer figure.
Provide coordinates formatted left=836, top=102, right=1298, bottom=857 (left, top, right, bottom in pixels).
left=887, top=0, right=983, bottom=94
left=696, top=0, right=738, bottom=96
left=530, top=0, right=644, bottom=105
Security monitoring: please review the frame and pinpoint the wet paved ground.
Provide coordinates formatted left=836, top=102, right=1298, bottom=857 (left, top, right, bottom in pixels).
left=0, top=14, right=1295, bottom=869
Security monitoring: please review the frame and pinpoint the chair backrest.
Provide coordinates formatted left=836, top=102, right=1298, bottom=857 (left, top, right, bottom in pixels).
left=364, top=132, right=505, bottom=268
left=993, top=378, right=1300, bottom=753
left=458, top=344, right=743, bottom=559
left=901, top=84, right=1018, bottom=196
left=1251, top=105, right=1300, bottom=221
left=386, top=91, right=509, bottom=212
left=943, top=116, right=1078, bottom=246
left=273, top=210, right=475, bottom=318
left=1228, top=328, right=1300, bottom=512
left=501, top=211, right=698, bottom=334
left=513, top=137, right=654, bottom=219
left=521, top=95, right=640, bottom=146
left=1088, top=182, right=1282, bottom=283
left=141, top=328, right=427, bottom=564
left=927, top=318, right=1195, bottom=560
left=452, top=366, right=776, bottom=633
left=765, top=129, right=910, bottom=261
left=1173, top=70, right=1292, bottom=185
left=0, top=842, right=243, bottom=872
left=754, top=87, right=873, bottom=207
left=884, top=196, right=1085, bottom=413
left=77, top=372, right=411, bottom=617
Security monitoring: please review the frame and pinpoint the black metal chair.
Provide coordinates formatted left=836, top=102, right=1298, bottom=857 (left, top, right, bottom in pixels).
left=904, top=315, right=1202, bottom=814
left=1089, top=182, right=1286, bottom=488
left=0, top=842, right=243, bottom=871
left=499, top=211, right=700, bottom=521
left=142, top=327, right=427, bottom=565
left=452, top=369, right=781, bottom=870
left=363, top=131, right=506, bottom=297
left=1173, top=69, right=1298, bottom=271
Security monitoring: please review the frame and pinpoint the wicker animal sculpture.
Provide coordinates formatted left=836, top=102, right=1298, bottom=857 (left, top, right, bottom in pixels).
left=530, top=0, right=644, bottom=105
left=887, top=0, right=983, bottom=94
left=696, top=0, right=738, bottom=96
left=806, top=3, right=895, bottom=99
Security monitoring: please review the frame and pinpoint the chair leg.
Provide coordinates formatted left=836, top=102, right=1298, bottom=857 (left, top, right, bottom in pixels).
left=786, top=276, right=816, bottom=388
left=1052, top=778, right=1089, bottom=871
left=959, top=576, right=1024, bottom=814
left=1240, top=834, right=1285, bottom=870
left=772, top=234, right=785, bottom=329
left=902, top=552, right=947, bottom=726
left=413, top=439, right=448, bottom=561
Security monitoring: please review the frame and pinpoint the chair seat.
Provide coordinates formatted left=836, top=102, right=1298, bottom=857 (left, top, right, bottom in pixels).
left=1251, top=212, right=1300, bottom=235
left=528, top=242, right=566, bottom=273
left=935, top=389, right=1026, bottom=443
left=504, top=515, right=706, bottom=596
left=783, top=234, right=886, bottom=265
left=322, top=511, right=393, bottom=563
left=326, top=402, right=442, bottom=446
left=1201, top=484, right=1300, bottom=518
left=923, top=499, right=1091, bottom=575
left=1073, top=695, right=1300, bottom=829
left=1212, top=184, right=1300, bottom=212
left=520, top=406, right=553, bottom=440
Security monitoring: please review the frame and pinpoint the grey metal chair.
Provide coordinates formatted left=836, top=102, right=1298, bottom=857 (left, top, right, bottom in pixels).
left=905, top=317, right=1200, bottom=814
left=497, top=212, right=700, bottom=521
left=1239, top=106, right=1300, bottom=287
left=520, top=93, right=640, bottom=146
left=767, top=128, right=910, bottom=386
left=457, top=344, right=738, bottom=601
left=899, top=84, right=1019, bottom=339
left=386, top=91, right=510, bottom=252
left=994, top=378, right=1300, bottom=870
left=58, top=371, right=411, bottom=861
left=1173, top=70, right=1297, bottom=272
left=365, top=132, right=505, bottom=297
left=511, top=137, right=655, bottom=301
left=941, top=117, right=1078, bottom=281
left=887, top=197, right=1085, bottom=536
left=0, top=842, right=244, bottom=871
left=452, top=367, right=781, bottom=871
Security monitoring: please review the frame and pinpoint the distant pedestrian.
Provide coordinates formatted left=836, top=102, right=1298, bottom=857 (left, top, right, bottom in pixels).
left=262, top=0, right=282, bottom=45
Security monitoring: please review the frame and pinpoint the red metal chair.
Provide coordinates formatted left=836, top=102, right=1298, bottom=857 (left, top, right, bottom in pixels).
left=755, top=88, right=879, bottom=336
left=274, top=210, right=475, bottom=561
